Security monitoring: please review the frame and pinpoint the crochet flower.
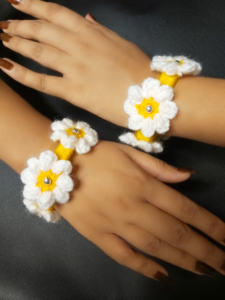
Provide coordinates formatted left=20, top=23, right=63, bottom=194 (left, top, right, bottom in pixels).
left=119, top=132, right=163, bottom=153
left=151, top=55, right=202, bottom=76
left=50, top=118, right=98, bottom=154
left=124, top=77, right=177, bottom=137
left=23, top=199, right=62, bottom=223
left=21, top=150, right=74, bottom=211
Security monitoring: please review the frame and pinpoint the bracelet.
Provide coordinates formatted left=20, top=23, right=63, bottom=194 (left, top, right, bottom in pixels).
left=119, top=55, right=202, bottom=153
left=21, top=118, right=98, bottom=223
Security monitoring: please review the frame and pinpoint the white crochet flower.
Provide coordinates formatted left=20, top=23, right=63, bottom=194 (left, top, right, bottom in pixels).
left=151, top=55, right=202, bottom=76
left=23, top=199, right=62, bottom=223
left=124, top=77, right=177, bottom=137
left=21, top=150, right=74, bottom=211
left=119, top=132, right=163, bottom=153
left=50, top=118, right=98, bottom=154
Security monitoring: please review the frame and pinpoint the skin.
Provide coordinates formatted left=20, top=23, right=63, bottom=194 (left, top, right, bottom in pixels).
left=0, top=0, right=225, bottom=147
left=0, top=0, right=225, bottom=281
left=1, top=79, right=225, bottom=282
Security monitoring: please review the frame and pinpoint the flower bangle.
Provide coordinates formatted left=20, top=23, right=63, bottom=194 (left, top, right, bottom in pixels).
left=119, top=55, right=202, bottom=153
left=21, top=118, right=98, bottom=223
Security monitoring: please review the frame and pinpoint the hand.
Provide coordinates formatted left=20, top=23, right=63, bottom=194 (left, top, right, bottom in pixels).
left=54, top=141, right=225, bottom=281
left=0, top=0, right=158, bottom=128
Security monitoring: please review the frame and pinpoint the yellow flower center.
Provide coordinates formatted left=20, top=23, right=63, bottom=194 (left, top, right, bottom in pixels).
left=135, top=130, right=159, bottom=142
left=66, top=127, right=85, bottom=138
left=36, top=170, right=60, bottom=193
left=135, top=97, right=159, bottom=119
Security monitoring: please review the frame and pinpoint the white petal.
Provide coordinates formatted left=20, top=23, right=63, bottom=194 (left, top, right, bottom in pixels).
left=159, top=101, right=178, bottom=119
left=53, top=186, right=70, bottom=204
left=128, top=114, right=144, bottom=130
left=39, top=150, right=58, bottom=172
left=141, top=117, right=155, bottom=137
left=26, top=157, right=41, bottom=176
left=23, top=199, right=42, bottom=217
left=152, top=141, right=163, bottom=153
left=51, top=120, right=68, bottom=131
left=76, top=138, right=91, bottom=154
left=23, top=185, right=41, bottom=200
left=142, top=78, right=160, bottom=99
left=76, top=121, right=90, bottom=131
left=21, top=168, right=38, bottom=185
left=124, top=99, right=139, bottom=116
left=41, top=210, right=62, bottom=223
left=83, top=129, right=98, bottom=147
left=128, top=85, right=143, bottom=101
left=61, top=135, right=77, bottom=149
left=153, top=85, right=174, bottom=103
left=37, top=191, right=55, bottom=210
left=62, top=118, right=75, bottom=128
left=56, top=174, right=74, bottom=192
left=50, top=130, right=67, bottom=142
left=52, top=160, right=73, bottom=175
left=153, top=114, right=170, bottom=134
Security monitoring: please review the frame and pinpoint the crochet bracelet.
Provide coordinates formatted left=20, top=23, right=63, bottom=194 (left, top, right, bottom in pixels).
left=119, top=55, right=202, bottom=153
left=21, top=118, right=98, bottom=223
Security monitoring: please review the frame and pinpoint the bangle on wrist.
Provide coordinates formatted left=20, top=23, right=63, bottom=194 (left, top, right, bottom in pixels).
left=21, top=118, right=98, bottom=223
left=119, top=55, right=202, bottom=153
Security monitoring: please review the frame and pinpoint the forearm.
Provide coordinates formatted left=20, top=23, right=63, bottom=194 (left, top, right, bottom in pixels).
left=0, top=80, right=55, bottom=173
left=168, top=76, right=225, bottom=146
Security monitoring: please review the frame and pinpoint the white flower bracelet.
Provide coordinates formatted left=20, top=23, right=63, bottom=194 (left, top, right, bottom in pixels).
left=119, top=55, right=202, bottom=153
left=21, top=118, right=98, bottom=223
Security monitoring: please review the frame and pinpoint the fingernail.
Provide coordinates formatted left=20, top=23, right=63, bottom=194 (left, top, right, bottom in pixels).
left=177, top=167, right=196, bottom=174
left=0, top=21, right=10, bottom=29
left=220, top=260, right=225, bottom=272
left=0, top=58, right=14, bottom=70
left=88, top=13, right=97, bottom=21
left=154, top=271, right=173, bottom=285
left=195, top=261, right=216, bottom=277
left=7, top=0, right=20, bottom=4
left=0, top=33, right=12, bottom=42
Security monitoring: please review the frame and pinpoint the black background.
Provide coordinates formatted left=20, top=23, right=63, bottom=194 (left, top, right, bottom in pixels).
left=0, top=0, right=225, bottom=299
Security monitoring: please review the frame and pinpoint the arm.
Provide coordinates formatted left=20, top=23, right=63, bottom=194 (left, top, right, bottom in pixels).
left=0, top=1, right=225, bottom=147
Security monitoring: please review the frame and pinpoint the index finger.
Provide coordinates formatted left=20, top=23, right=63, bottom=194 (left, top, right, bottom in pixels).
left=8, top=0, right=89, bottom=33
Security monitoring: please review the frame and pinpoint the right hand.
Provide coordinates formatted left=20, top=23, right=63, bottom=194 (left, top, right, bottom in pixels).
left=54, top=141, right=225, bottom=281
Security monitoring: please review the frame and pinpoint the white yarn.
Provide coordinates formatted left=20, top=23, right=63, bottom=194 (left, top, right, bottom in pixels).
left=119, top=132, right=163, bottom=153
left=124, top=77, right=178, bottom=137
left=151, top=55, right=202, bottom=76
left=21, top=150, right=74, bottom=211
left=23, top=199, right=62, bottom=223
left=50, top=118, right=98, bottom=154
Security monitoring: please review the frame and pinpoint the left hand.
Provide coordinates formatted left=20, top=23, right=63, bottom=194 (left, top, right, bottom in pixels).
left=0, top=0, right=158, bottom=128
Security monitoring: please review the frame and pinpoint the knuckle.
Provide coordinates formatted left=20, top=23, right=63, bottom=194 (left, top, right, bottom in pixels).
left=12, top=20, right=21, bottom=32
left=111, top=197, right=129, bottom=212
left=37, top=74, right=47, bottom=91
left=18, top=67, right=28, bottom=82
left=116, top=249, right=132, bottom=266
left=32, top=44, right=44, bottom=59
left=144, top=237, right=161, bottom=254
left=31, top=20, right=43, bottom=34
left=201, top=246, right=216, bottom=262
left=46, top=2, right=62, bottom=17
left=180, top=199, right=198, bottom=223
left=171, top=224, right=190, bottom=246
left=135, top=260, right=149, bottom=275
left=176, top=250, right=188, bottom=268
left=207, top=217, right=222, bottom=236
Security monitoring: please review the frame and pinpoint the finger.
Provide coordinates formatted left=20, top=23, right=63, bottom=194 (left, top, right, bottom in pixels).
left=95, top=232, right=172, bottom=283
left=3, top=19, right=74, bottom=54
left=143, top=177, right=225, bottom=247
left=8, top=0, right=89, bottom=33
left=0, top=33, right=70, bottom=74
left=85, top=13, right=97, bottom=23
left=132, top=201, right=225, bottom=275
left=121, top=144, right=192, bottom=183
left=0, top=58, right=69, bottom=98
left=120, top=223, right=215, bottom=276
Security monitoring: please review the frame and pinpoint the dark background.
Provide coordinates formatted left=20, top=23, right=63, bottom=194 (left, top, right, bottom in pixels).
left=0, top=0, right=225, bottom=299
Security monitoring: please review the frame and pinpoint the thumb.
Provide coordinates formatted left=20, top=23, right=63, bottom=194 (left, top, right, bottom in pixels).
left=122, top=145, right=195, bottom=183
